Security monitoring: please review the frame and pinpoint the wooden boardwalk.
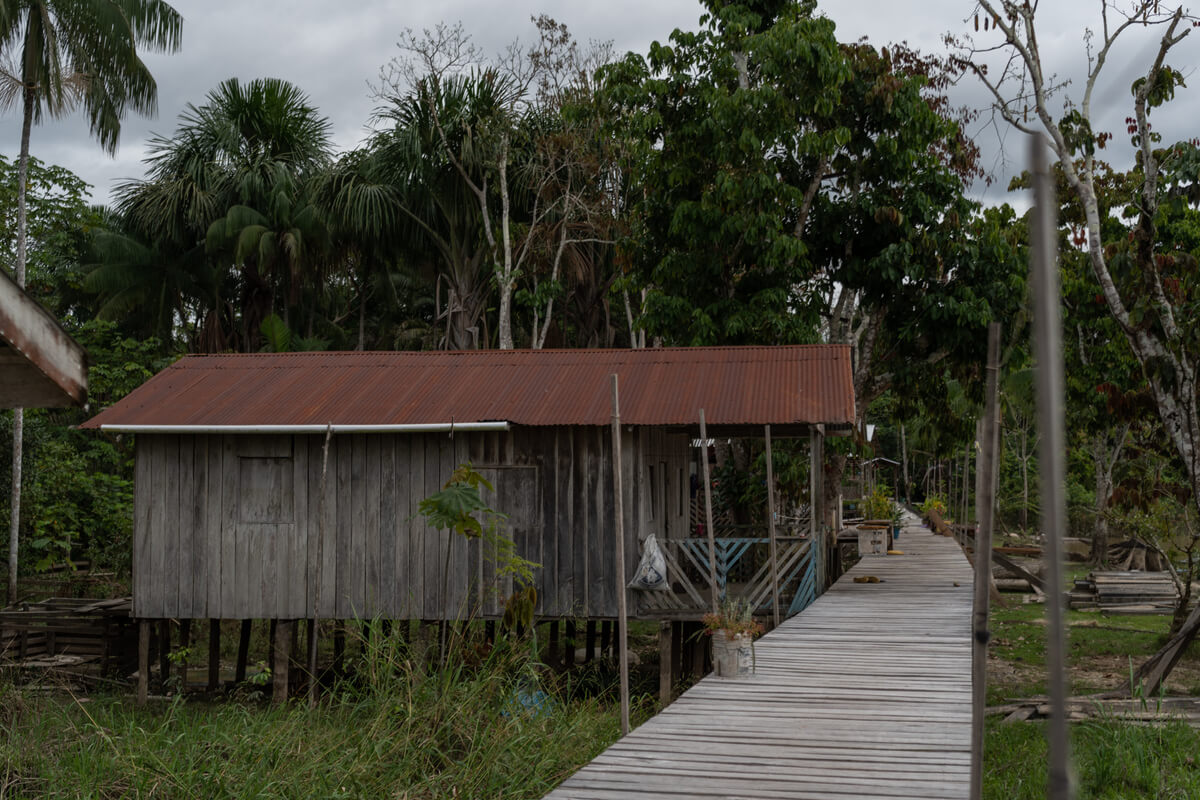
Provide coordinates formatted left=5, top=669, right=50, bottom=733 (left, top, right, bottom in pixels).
left=545, top=513, right=974, bottom=800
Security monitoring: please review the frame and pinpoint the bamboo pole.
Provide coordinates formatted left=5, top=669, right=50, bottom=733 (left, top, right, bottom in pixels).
left=765, top=425, right=781, bottom=628
left=969, top=322, right=1002, bottom=800
left=698, top=409, right=719, bottom=614
left=308, top=424, right=333, bottom=709
left=610, top=374, right=630, bottom=736
left=1031, top=135, right=1073, bottom=800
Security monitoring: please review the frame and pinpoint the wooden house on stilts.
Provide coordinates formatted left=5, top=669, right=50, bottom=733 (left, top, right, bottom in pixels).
left=82, top=345, right=855, bottom=701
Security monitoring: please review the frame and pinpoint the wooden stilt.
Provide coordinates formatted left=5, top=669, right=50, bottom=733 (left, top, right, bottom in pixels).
left=658, top=621, right=673, bottom=706
left=157, top=619, right=170, bottom=691
left=565, top=621, right=577, bottom=667
left=177, top=619, right=191, bottom=692
left=548, top=620, right=560, bottom=669
left=485, top=620, right=496, bottom=644
left=235, top=619, right=252, bottom=683
left=585, top=620, right=597, bottom=662
left=600, top=620, right=612, bottom=657
left=273, top=620, right=292, bottom=705
left=690, top=623, right=707, bottom=676
left=333, top=621, right=346, bottom=673
left=671, top=621, right=683, bottom=686
left=137, top=620, right=150, bottom=706
left=207, top=619, right=220, bottom=691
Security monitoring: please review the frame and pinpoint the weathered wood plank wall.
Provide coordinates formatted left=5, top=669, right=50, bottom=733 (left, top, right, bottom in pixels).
left=132, top=427, right=690, bottom=621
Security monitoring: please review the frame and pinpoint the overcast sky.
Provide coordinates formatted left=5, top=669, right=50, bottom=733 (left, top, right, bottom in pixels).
left=1, top=0, right=1195, bottom=208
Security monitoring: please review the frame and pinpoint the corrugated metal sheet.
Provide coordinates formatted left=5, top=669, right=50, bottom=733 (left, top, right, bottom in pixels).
left=81, top=346, right=855, bottom=430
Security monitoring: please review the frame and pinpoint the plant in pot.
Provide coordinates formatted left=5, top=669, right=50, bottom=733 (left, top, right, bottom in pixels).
left=702, top=597, right=765, bottom=678
left=891, top=503, right=903, bottom=541
left=862, top=487, right=892, bottom=524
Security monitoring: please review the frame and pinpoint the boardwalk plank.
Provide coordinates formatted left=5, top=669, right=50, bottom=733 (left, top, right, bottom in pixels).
left=544, top=514, right=973, bottom=800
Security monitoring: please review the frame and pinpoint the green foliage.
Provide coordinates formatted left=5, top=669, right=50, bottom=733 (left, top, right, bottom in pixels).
left=418, top=463, right=537, bottom=589
left=984, top=717, right=1200, bottom=800
left=862, top=487, right=893, bottom=520
left=0, top=629, right=639, bottom=799
left=0, top=321, right=166, bottom=575
left=919, top=495, right=947, bottom=519
left=701, top=596, right=764, bottom=638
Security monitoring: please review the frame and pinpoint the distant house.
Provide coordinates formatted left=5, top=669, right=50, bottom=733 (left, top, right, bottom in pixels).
left=82, top=345, right=855, bottom=625
left=0, top=267, right=87, bottom=408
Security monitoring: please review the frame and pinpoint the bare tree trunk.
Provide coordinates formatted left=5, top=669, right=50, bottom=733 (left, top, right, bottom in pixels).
left=497, top=137, right=514, bottom=350
left=900, top=425, right=910, bottom=503
left=8, top=89, right=34, bottom=604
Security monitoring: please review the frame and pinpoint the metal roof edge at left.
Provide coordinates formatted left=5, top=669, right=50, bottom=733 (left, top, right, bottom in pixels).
left=99, top=422, right=511, bottom=434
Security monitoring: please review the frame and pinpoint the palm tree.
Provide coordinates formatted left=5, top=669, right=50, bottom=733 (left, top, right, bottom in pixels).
left=117, top=77, right=332, bottom=351
left=0, top=0, right=181, bottom=603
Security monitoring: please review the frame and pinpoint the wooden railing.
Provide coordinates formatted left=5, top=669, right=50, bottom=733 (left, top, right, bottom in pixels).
left=637, top=536, right=818, bottom=618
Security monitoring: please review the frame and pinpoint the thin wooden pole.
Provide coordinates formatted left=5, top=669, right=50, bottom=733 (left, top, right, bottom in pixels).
left=698, top=409, right=719, bottom=614
left=970, top=322, right=1002, bottom=800
left=235, top=619, right=252, bottom=683
left=308, top=424, right=333, bottom=709
left=137, top=620, right=149, bottom=705
left=207, top=619, right=220, bottom=691
left=610, top=374, right=631, bottom=736
left=764, top=424, right=781, bottom=628
left=1031, top=135, right=1073, bottom=800
left=273, top=619, right=292, bottom=705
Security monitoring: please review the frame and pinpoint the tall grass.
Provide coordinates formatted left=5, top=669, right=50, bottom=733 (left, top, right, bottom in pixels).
left=1, top=625, right=638, bottom=799
left=985, top=716, right=1200, bottom=799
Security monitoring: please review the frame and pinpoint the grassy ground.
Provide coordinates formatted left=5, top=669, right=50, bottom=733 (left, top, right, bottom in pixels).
left=985, top=576, right=1200, bottom=799
left=1, top=627, right=657, bottom=799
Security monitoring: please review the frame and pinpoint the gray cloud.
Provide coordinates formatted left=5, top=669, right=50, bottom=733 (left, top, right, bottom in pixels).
left=0, top=0, right=1193, bottom=212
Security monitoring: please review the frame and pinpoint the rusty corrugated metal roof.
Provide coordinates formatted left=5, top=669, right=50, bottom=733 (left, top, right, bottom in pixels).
left=81, top=345, right=855, bottom=430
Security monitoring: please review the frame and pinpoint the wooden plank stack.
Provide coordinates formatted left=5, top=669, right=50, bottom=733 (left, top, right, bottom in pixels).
left=1068, top=571, right=1179, bottom=613
left=0, top=597, right=137, bottom=679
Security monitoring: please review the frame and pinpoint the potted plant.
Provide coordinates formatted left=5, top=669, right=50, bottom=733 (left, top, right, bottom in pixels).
left=861, top=487, right=893, bottom=524
left=702, top=598, right=764, bottom=678
left=891, top=503, right=903, bottom=541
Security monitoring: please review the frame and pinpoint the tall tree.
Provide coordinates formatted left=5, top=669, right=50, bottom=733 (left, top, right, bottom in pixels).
left=0, top=0, right=181, bottom=602
left=118, top=77, right=332, bottom=351
left=955, top=0, right=1200, bottom=694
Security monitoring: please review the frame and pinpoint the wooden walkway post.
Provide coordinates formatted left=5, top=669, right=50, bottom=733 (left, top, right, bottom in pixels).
left=1031, top=134, right=1073, bottom=800
left=765, top=424, right=781, bottom=628
left=698, top=410, right=719, bottom=614
left=970, top=322, right=1002, bottom=800
left=610, top=374, right=630, bottom=736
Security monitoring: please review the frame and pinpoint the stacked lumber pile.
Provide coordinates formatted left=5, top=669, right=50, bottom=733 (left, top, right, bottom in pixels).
left=0, top=597, right=136, bottom=680
left=1068, top=571, right=1178, bottom=613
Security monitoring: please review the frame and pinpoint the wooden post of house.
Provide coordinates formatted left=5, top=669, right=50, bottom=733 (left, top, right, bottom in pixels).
left=177, top=618, right=191, bottom=691
left=273, top=619, right=293, bottom=705
left=585, top=620, right=597, bottom=662
left=157, top=619, right=170, bottom=691
left=565, top=621, right=577, bottom=667
left=610, top=374, right=631, bottom=736
left=765, top=424, right=781, bottom=628
left=137, top=620, right=150, bottom=705
left=548, top=620, right=560, bottom=669
left=659, top=621, right=673, bottom=706
left=698, top=410, right=719, bottom=614
left=235, top=619, right=252, bottom=683
left=207, top=619, right=220, bottom=691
